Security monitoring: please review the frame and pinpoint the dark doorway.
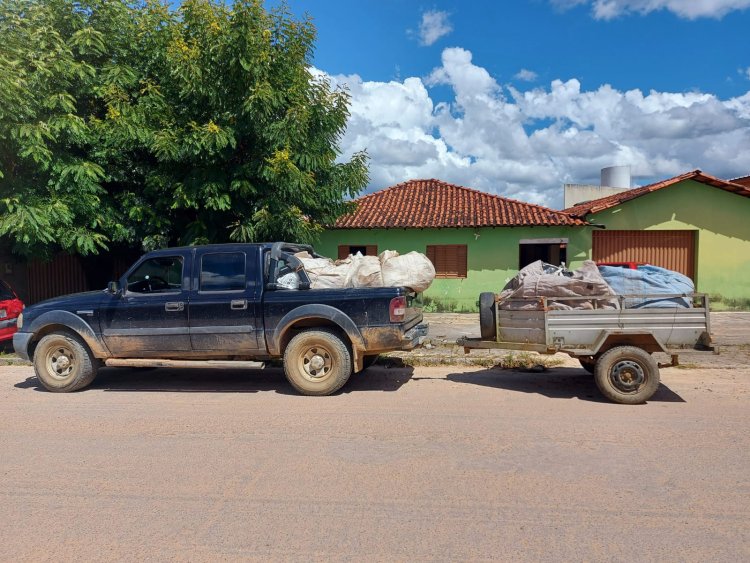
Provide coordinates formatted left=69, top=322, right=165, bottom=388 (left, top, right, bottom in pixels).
left=519, top=243, right=567, bottom=269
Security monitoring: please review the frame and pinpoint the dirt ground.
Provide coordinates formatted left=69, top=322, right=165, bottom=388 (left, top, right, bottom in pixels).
left=1, top=356, right=748, bottom=561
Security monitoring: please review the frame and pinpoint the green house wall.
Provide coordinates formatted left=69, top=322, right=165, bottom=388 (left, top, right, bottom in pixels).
left=582, top=179, right=750, bottom=301
left=318, top=226, right=592, bottom=311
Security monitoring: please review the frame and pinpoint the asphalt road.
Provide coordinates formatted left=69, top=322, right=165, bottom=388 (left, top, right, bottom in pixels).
left=1, top=362, right=748, bottom=561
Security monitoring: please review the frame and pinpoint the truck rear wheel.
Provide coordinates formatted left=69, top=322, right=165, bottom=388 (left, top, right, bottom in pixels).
left=33, top=331, right=98, bottom=393
left=594, top=346, right=659, bottom=404
left=479, top=292, right=497, bottom=340
left=283, top=329, right=352, bottom=396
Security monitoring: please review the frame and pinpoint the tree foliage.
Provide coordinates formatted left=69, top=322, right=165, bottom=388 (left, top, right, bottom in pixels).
left=0, top=0, right=368, bottom=257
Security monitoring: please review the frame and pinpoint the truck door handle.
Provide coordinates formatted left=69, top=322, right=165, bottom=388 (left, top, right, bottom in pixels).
left=231, top=299, right=247, bottom=310
left=165, top=301, right=184, bottom=312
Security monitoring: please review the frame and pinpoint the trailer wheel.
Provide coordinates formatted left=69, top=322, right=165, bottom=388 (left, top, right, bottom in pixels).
left=479, top=292, right=497, bottom=340
left=283, top=329, right=352, bottom=396
left=594, top=346, right=659, bottom=404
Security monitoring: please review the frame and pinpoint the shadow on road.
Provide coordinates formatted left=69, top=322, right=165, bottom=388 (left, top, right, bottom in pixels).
left=446, top=366, right=685, bottom=403
left=14, top=363, right=414, bottom=395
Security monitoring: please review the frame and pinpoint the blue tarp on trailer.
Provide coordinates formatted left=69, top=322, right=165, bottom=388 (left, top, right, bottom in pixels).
left=598, top=265, right=694, bottom=308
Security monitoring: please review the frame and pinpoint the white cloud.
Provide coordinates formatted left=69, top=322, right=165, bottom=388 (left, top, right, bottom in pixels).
left=323, top=48, right=750, bottom=208
left=417, top=10, right=452, bottom=46
left=745, top=67, right=750, bottom=80
left=553, top=0, right=750, bottom=19
left=515, top=69, right=539, bottom=82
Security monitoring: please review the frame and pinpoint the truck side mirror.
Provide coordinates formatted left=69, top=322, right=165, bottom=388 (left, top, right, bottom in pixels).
left=107, top=280, right=121, bottom=294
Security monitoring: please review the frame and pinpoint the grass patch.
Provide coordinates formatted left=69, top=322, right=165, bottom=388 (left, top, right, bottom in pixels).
left=709, top=295, right=750, bottom=311
left=415, top=294, right=478, bottom=313
left=382, top=350, right=564, bottom=369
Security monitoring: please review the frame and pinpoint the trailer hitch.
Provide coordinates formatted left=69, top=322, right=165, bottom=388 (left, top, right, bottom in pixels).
left=658, top=354, right=679, bottom=369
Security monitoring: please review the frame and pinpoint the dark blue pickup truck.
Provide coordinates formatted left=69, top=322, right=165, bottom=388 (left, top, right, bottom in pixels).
left=14, top=243, right=427, bottom=395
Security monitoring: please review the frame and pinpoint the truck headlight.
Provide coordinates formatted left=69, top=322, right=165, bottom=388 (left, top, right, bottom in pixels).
left=16, top=313, right=22, bottom=329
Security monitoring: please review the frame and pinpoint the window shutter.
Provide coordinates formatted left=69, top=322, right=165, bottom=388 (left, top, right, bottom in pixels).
left=366, top=245, right=378, bottom=256
left=426, top=245, right=467, bottom=278
left=338, top=245, right=349, bottom=260
left=426, top=246, right=436, bottom=266
left=457, top=245, right=467, bottom=277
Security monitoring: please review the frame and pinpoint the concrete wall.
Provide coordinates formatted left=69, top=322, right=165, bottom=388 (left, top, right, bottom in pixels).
left=318, top=226, right=591, bottom=311
left=584, top=180, right=750, bottom=301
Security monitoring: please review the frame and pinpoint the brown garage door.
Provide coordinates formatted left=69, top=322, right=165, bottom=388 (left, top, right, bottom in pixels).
left=593, top=230, right=696, bottom=279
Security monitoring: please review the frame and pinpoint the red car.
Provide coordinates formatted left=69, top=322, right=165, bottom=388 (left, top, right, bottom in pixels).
left=0, top=280, right=24, bottom=344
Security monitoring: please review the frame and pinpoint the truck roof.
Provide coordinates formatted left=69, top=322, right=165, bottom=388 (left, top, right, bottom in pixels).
left=146, top=242, right=312, bottom=254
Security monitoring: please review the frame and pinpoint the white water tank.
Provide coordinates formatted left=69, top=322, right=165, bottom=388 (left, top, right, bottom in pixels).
left=600, top=165, right=631, bottom=188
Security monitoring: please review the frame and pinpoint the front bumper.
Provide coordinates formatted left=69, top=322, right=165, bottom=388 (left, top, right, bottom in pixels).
left=12, top=331, right=33, bottom=361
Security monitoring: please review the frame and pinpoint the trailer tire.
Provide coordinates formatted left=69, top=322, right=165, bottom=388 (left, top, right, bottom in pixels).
left=479, top=292, right=497, bottom=340
left=283, top=329, right=352, bottom=396
left=594, top=346, right=659, bottom=404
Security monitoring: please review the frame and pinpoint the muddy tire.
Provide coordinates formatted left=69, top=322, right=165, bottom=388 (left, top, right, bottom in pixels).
left=33, top=331, right=98, bottom=393
left=594, top=346, right=659, bottom=404
left=283, top=329, right=352, bottom=396
left=479, top=292, right=497, bottom=340
left=579, top=356, right=596, bottom=374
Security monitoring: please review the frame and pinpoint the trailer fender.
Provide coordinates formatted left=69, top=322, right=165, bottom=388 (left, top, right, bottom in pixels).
left=590, top=331, right=668, bottom=356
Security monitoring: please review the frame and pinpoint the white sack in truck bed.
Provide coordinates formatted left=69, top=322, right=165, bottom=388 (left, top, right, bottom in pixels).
left=294, top=250, right=435, bottom=292
left=498, top=260, right=618, bottom=310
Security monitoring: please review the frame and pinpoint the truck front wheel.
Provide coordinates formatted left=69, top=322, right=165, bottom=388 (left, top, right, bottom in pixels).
left=594, top=346, right=659, bottom=404
left=283, top=329, right=352, bottom=396
left=33, top=331, right=98, bottom=392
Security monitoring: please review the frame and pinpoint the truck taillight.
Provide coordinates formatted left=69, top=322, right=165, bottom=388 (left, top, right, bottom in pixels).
left=389, top=296, right=406, bottom=323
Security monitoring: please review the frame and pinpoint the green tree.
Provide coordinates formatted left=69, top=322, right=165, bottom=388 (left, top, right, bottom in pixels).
left=0, top=0, right=368, bottom=257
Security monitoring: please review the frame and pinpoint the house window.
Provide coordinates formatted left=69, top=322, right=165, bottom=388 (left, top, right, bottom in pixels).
left=426, top=245, right=467, bottom=278
left=338, top=245, right=378, bottom=259
left=519, top=238, right=568, bottom=269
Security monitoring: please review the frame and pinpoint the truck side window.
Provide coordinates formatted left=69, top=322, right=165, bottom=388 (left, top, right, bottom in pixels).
left=127, top=257, right=184, bottom=294
left=200, top=252, right=246, bottom=292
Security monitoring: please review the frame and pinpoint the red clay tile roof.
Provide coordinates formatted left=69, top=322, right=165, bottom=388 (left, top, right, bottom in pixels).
left=732, top=174, right=750, bottom=188
left=564, top=170, right=750, bottom=218
left=333, top=179, right=587, bottom=229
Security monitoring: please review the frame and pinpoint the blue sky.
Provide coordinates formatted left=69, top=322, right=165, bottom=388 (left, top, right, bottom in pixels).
left=269, top=0, right=750, bottom=207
